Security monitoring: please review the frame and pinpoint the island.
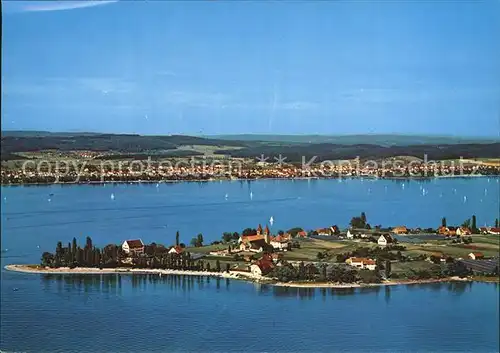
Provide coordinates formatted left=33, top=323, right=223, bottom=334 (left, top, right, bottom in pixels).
left=7, top=213, right=499, bottom=288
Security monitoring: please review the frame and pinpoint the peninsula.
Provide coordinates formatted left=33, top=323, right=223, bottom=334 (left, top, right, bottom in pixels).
left=7, top=214, right=499, bottom=287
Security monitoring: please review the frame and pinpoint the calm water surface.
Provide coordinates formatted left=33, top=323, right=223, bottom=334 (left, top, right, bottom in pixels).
left=1, top=178, right=499, bottom=352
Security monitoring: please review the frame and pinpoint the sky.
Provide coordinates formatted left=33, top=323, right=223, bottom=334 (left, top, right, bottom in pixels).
left=2, top=0, right=499, bottom=136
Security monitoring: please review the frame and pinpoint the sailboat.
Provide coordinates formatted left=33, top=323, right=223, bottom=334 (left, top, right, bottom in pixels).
left=269, top=216, right=274, bottom=226
left=110, top=193, right=115, bottom=200
left=250, top=191, right=253, bottom=200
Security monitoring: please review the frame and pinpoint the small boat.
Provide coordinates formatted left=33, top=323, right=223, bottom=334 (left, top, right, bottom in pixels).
left=13, top=288, right=18, bottom=291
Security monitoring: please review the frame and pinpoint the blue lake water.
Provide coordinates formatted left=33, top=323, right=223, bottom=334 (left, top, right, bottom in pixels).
left=1, top=178, right=499, bottom=352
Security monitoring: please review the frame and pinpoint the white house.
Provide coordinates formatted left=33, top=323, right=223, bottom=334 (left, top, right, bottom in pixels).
left=345, top=257, right=377, bottom=270
left=168, top=246, right=184, bottom=255
left=456, top=227, right=471, bottom=236
left=122, top=239, right=145, bottom=255
left=377, top=234, right=391, bottom=246
left=250, top=264, right=263, bottom=276
left=468, top=252, right=484, bottom=260
left=269, top=235, right=290, bottom=251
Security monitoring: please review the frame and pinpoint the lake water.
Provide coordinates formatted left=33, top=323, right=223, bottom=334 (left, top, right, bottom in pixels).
left=1, top=178, right=499, bottom=352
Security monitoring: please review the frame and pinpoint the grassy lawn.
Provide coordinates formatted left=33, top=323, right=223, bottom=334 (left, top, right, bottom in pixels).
left=472, top=236, right=499, bottom=246
left=404, top=242, right=499, bottom=259
left=283, top=238, right=377, bottom=262
left=392, top=261, right=441, bottom=274
left=190, top=243, right=236, bottom=254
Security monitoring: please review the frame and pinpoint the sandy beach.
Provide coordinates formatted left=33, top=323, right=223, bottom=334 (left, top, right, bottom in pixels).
left=5, top=264, right=473, bottom=289
left=4, top=264, right=242, bottom=279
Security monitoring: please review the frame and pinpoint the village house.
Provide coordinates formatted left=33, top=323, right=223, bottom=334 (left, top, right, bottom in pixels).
left=345, top=257, right=377, bottom=270
left=315, top=225, right=340, bottom=236
left=480, top=227, right=500, bottom=235
left=121, top=239, right=145, bottom=255
left=346, top=229, right=368, bottom=239
left=468, top=252, right=484, bottom=260
left=269, top=235, right=291, bottom=251
left=456, top=227, right=472, bottom=236
left=316, top=227, right=332, bottom=236
left=391, top=226, right=408, bottom=235
left=250, top=253, right=275, bottom=276
left=438, top=226, right=457, bottom=237
left=168, top=245, right=184, bottom=255
left=239, top=235, right=267, bottom=252
left=377, top=234, right=392, bottom=246
left=296, top=230, right=308, bottom=238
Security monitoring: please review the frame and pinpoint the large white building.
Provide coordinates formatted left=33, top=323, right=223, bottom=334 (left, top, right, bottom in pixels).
left=122, top=239, right=145, bottom=255
left=345, top=257, right=377, bottom=270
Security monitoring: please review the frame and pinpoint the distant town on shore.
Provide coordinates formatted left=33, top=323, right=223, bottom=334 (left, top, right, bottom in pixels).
left=2, top=132, right=500, bottom=185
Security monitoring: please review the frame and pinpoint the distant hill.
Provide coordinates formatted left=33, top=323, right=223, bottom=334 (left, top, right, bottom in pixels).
left=208, top=134, right=500, bottom=146
left=0, top=132, right=251, bottom=156
left=1, top=130, right=103, bottom=137
left=1, top=131, right=499, bottom=162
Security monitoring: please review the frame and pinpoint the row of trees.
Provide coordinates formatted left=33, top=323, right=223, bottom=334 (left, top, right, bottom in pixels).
left=40, top=237, right=232, bottom=273
left=41, top=237, right=113, bottom=269
left=268, top=262, right=382, bottom=284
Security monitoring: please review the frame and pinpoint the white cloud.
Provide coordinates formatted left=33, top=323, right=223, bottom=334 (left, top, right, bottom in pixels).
left=21, top=1, right=118, bottom=12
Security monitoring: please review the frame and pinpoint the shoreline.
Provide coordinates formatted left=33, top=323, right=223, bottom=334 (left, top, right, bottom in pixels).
left=1, top=174, right=497, bottom=187
left=5, top=264, right=482, bottom=289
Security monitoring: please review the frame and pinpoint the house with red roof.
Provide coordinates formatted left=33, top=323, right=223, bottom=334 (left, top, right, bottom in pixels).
left=296, top=230, right=308, bottom=238
left=345, top=257, right=377, bottom=270
left=168, top=246, right=184, bottom=255
left=250, top=254, right=275, bottom=276
left=270, top=235, right=291, bottom=251
left=122, top=239, right=145, bottom=255
left=481, top=227, right=500, bottom=235
left=238, top=235, right=267, bottom=253
left=456, top=227, right=472, bottom=236
left=468, top=252, right=484, bottom=260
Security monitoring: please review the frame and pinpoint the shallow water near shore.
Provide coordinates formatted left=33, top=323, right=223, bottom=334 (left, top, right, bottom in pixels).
left=1, top=178, right=499, bottom=352
left=1, top=270, right=499, bottom=352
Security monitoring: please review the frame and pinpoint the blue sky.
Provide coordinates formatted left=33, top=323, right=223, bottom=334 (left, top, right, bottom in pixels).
left=2, top=1, right=499, bottom=136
